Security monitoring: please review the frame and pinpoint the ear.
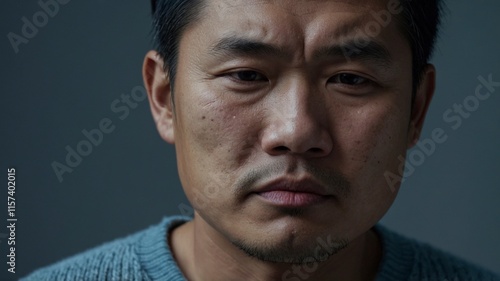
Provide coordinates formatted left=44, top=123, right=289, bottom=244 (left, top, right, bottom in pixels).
left=407, top=64, right=436, bottom=148
left=143, top=50, right=175, bottom=144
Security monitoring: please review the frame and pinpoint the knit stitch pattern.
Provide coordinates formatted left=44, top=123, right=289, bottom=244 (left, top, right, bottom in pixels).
left=21, top=216, right=500, bottom=281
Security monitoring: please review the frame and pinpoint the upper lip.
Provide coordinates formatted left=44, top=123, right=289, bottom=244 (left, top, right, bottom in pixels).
left=254, top=178, right=330, bottom=196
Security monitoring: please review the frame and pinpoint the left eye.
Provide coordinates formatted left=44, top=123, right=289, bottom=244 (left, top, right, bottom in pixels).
left=328, top=73, right=368, bottom=85
left=230, top=70, right=268, bottom=82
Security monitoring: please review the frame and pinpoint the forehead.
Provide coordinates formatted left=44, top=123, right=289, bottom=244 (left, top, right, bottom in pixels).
left=206, top=0, right=383, bottom=15
left=184, top=0, right=408, bottom=59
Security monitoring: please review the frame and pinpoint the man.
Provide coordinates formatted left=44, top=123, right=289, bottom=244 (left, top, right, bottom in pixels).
left=22, top=0, right=500, bottom=280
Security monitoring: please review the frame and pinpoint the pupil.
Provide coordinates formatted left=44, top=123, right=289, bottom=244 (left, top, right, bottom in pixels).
left=238, top=71, right=257, bottom=81
left=340, top=74, right=360, bottom=85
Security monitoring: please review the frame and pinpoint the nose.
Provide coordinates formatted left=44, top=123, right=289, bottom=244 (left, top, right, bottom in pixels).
left=260, top=76, right=333, bottom=158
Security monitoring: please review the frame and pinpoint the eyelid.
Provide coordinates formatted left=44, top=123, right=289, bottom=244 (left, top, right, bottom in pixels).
left=216, top=68, right=271, bottom=93
left=328, top=72, right=371, bottom=85
left=224, top=69, right=269, bottom=82
left=326, top=72, right=378, bottom=96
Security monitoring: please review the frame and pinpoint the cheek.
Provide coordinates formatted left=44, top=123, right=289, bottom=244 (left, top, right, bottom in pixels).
left=330, top=102, right=410, bottom=225
left=335, top=102, right=410, bottom=190
left=173, top=88, right=258, bottom=206
left=182, top=102, right=250, bottom=158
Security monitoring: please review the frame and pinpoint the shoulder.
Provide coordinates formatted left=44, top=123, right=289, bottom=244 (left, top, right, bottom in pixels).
left=21, top=231, right=145, bottom=281
left=375, top=224, right=500, bottom=281
left=20, top=216, right=191, bottom=281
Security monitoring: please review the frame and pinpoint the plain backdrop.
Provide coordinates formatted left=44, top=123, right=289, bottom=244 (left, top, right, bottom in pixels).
left=1, top=1, right=499, bottom=280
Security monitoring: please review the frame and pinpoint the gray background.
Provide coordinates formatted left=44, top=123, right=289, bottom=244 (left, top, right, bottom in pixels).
left=1, top=1, right=499, bottom=280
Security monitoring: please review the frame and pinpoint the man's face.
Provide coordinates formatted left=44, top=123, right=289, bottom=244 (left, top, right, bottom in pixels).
left=151, top=0, right=431, bottom=262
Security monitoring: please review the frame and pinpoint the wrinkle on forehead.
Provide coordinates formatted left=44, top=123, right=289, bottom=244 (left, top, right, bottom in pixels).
left=213, top=0, right=380, bottom=17
left=207, top=0, right=390, bottom=41
left=195, top=0, right=406, bottom=69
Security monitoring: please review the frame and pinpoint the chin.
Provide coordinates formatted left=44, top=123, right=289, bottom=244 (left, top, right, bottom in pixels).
left=228, top=223, right=350, bottom=264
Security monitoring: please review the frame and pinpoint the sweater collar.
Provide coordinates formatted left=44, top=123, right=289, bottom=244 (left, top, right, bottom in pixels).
left=138, top=217, right=414, bottom=281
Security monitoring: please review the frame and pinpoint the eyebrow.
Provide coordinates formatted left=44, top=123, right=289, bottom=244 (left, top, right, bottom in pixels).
left=209, top=36, right=393, bottom=69
left=313, top=40, right=393, bottom=69
left=210, top=36, right=291, bottom=59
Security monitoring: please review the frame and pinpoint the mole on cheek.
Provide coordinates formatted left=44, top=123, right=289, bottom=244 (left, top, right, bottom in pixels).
left=200, top=115, right=213, bottom=122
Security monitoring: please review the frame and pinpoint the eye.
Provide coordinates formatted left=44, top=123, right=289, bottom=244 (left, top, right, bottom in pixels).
left=328, top=73, right=369, bottom=86
left=229, top=70, right=268, bottom=82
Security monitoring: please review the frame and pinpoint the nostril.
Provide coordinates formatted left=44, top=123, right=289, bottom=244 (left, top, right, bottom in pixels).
left=309, top=147, right=323, bottom=153
left=274, top=146, right=290, bottom=152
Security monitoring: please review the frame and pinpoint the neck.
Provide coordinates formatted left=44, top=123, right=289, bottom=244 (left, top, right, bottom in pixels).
left=170, top=215, right=382, bottom=281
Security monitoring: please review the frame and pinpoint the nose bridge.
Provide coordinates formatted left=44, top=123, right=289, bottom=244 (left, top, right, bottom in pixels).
left=261, top=72, right=332, bottom=156
left=276, top=73, right=320, bottom=125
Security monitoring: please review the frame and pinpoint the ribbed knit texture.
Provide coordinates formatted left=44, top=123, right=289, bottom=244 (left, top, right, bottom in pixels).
left=373, top=225, right=499, bottom=281
left=21, top=216, right=188, bottom=281
left=21, top=216, right=500, bottom=281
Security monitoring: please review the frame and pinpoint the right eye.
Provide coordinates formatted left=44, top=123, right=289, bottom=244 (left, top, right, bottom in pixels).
left=228, top=70, right=268, bottom=82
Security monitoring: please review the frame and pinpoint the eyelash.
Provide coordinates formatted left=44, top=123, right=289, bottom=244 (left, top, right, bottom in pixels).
left=226, top=70, right=269, bottom=83
left=224, top=70, right=373, bottom=89
left=327, top=73, right=370, bottom=86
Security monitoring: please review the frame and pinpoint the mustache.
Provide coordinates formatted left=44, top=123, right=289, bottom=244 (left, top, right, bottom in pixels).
left=234, top=161, right=351, bottom=198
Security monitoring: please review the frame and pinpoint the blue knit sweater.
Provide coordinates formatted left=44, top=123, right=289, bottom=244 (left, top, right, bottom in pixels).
left=21, top=216, right=499, bottom=281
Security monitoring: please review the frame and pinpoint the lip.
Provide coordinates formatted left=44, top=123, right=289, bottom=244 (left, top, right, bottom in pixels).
left=253, top=178, right=332, bottom=208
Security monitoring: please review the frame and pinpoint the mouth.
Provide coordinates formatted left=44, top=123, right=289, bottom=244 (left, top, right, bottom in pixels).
left=253, top=178, right=333, bottom=208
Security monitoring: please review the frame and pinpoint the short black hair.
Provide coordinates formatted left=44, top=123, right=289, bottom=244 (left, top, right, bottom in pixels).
left=150, top=0, right=444, bottom=94
left=399, top=0, right=445, bottom=93
left=150, top=0, right=205, bottom=92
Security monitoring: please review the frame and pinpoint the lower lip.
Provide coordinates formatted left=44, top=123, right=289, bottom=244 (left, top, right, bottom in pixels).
left=256, top=191, right=329, bottom=208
